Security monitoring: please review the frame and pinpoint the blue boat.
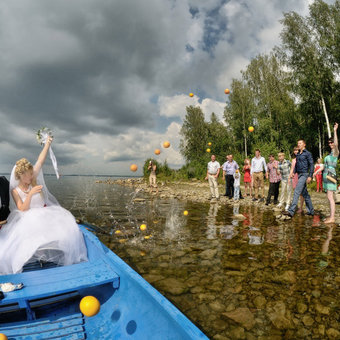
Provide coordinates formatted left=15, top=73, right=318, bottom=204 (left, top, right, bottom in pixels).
left=0, top=224, right=208, bottom=340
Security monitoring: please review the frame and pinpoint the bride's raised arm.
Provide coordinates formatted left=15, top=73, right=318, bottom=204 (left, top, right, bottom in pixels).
left=33, top=136, right=53, bottom=178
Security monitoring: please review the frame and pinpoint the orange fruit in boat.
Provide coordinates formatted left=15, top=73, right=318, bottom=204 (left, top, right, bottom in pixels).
left=115, top=230, right=121, bottom=235
left=140, top=251, right=146, bottom=256
left=154, top=149, right=161, bottom=155
left=248, top=126, right=254, bottom=132
left=144, top=235, right=152, bottom=240
left=163, top=141, right=170, bottom=148
left=140, top=224, right=147, bottom=231
left=189, top=93, right=194, bottom=97
left=80, top=296, right=100, bottom=317
left=130, top=164, right=138, bottom=172
left=224, top=88, right=230, bottom=94
left=183, top=210, right=189, bottom=216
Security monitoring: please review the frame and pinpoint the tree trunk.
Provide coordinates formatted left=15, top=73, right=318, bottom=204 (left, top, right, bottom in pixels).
left=321, top=96, right=331, bottom=138
left=318, top=126, right=322, bottom=159
left=244, top=134, right=247, bottom=158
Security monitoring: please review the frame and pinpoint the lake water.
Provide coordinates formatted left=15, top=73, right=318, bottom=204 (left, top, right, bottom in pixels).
left=48, top=176, right=339, bottom=339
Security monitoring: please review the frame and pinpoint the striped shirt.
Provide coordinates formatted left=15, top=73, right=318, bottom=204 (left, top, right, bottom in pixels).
left=278, top=159, right=291, bottom=182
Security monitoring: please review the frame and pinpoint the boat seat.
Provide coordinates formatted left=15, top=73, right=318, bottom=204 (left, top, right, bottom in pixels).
left=0, top=313, right=86, bottom=339
left=0, top=258, right=120, bottom=306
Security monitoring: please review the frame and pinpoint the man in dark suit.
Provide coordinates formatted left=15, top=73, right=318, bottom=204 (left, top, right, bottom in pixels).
left=0, top=176, right=10, bottom=225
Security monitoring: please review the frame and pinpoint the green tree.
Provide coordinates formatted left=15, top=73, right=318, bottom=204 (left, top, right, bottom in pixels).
left=179, top=105, right=208, bottom=163
left=224, top=79, right=255, bottom=157
left=278, top=2, right=339, bottom=156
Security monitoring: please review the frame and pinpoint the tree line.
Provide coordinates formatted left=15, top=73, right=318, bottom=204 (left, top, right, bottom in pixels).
left=144, top=0, right=340, bottom=180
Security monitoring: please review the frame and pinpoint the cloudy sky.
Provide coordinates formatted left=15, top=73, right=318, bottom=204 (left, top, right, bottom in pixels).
left=0, top=0, right=315, bottom=175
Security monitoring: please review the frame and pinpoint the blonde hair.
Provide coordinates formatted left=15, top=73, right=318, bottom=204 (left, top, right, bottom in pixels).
left=15, top=158, right=38, bottom=187
left=15, top=158, right=33, bottom=179
left=244, top=158, right=250, bottom=165
left=278, top=152, right=285, bottom=157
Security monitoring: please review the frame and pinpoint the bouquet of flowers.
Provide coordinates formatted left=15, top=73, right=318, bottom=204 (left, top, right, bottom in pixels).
left=36, top=127, right=59, bottom=179
left=36, top=127, right=53, bottom=146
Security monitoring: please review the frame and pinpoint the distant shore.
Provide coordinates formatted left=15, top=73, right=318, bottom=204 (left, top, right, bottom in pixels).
left=96, top=178, right=340, bottom=224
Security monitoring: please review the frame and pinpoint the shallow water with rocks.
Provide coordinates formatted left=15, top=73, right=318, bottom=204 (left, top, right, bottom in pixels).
left=49, top=176, right=340, bottom=340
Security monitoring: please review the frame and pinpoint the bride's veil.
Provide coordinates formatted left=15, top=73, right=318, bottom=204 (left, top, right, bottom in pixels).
left=9, top=164, right=60, bottom=213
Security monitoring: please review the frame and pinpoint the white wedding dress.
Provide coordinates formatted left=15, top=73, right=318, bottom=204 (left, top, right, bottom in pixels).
left=0, top=171, right=88, bottom=275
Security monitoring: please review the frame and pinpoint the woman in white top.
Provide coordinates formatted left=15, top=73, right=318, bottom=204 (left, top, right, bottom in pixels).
left=0, top=137, right=87, bottom=275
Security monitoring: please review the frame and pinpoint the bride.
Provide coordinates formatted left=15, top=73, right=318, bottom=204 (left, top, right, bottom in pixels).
left=0, top=136, right=87, bottom=275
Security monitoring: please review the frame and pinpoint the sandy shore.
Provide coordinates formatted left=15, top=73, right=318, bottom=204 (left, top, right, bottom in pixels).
left=96, top=178, right=340, bottom=224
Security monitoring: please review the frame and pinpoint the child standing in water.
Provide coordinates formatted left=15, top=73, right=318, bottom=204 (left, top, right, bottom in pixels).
left=233, top=169, right=241, bottom=201
left=313, top=158, right=324, bottom=192
left=243, top=159, right=252, bottom=197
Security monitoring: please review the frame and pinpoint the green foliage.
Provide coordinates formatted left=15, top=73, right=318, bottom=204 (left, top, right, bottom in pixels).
left=144, top=1, right=340, bottom=180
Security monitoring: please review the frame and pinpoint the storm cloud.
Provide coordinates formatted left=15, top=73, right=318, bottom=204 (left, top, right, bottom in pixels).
left=0, top=0, right=313, bottom=175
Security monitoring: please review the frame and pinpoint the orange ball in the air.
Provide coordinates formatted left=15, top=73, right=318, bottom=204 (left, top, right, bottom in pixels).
left=163, top=141, right=170, bottom=148
left=189, top=93, right=194, bottom=97
left=224, top=88, right=230, bottom=94
left=154, top=149, right=161, bottom=155
left=248, top=126, right=254, bottom=132
left=130, top=164, right=138, bottom=172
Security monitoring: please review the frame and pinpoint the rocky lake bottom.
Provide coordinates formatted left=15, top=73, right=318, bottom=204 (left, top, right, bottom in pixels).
left=48, top=176, right=340, bottom=340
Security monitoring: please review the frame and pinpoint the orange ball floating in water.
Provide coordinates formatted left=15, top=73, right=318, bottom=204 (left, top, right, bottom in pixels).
left=140, top=251, right=146, bottom=256
left=183, top=210, right=189, bottom=216
left=208, top=142, right=212, bottom=146
left=248, top=126, right=254, bottom=132
left=130, top=164, right=138, bottom=172
left=206, top=148, right=211, bottom=153
left=0, top=334, right=8, bottom=340
left=79, top=296, right=101, bottom=317
left=144, top=235, right=152, bottom=240
left=154, top=149, right=161, bottom=155
left=189, top=93, right=194, bottom=97
left=224, top=88, right=230, bottom=94
left=163, top=141, right=170, bottom=148
left=115, top=230, right=121, bottom=235
left=140, top=224, right=147, bottom=231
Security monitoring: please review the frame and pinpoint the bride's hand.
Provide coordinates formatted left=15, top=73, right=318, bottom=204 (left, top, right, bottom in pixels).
left=30, top=185, right=43, bottom=195
left=47, top=136, right=53, bottom=145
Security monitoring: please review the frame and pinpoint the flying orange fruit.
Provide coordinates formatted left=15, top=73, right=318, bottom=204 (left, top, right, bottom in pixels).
left=224, top=88, right=230, bottom=94
left=130, top=164, right=138, bottom=172
left=154, top=149, right=161, bottom=155
left=248, top=126, right=254, bottom=132
left=163, top=141, right=170, bottom=148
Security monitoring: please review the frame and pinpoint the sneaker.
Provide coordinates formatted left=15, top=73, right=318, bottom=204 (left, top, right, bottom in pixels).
left=259, top=198, right=265, bottom=203
left=252, top=198, right=258, bottom=202
left=240, top=196, right=244, bottom=199
left=285, top=204, right=290, bottom=211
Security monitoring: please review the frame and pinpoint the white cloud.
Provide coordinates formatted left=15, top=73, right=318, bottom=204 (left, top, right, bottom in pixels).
left=0, top=0, right=318, bottom=174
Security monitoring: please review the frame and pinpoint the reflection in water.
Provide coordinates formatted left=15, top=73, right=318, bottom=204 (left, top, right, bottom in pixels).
left=206, top=203, right=218, bottom=239
left=46, top=177, right=339, bottom=339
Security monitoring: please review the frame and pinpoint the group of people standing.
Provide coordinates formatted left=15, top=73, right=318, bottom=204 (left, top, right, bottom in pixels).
left=206, top=123, right=339, bottom=224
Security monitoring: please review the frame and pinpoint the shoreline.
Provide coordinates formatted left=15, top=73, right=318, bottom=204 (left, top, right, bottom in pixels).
left=96, top=178, right=340, bottom=224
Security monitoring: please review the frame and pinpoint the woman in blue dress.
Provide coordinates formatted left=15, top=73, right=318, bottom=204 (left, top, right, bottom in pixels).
left=321, top=123, right=338, bottom=223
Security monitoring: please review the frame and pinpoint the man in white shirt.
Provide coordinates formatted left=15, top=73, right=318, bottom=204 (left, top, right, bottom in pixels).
left=250, top=149, right=267, bottom=202
left=205, top=155, right=221, bottom=201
